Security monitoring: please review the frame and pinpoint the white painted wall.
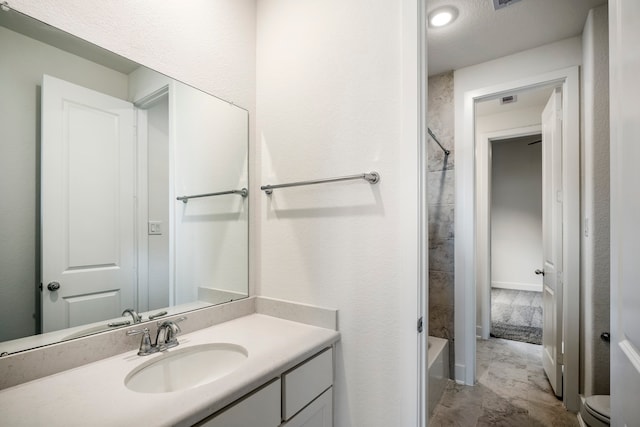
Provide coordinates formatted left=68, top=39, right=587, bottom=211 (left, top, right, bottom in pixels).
left=454, top=36, right=582, bottom=383
left=0, top=25, right=128, bottom=342
left=490, top=138, right=543, bottom=292
left=580, top=4, right=610, bottom=397
left=256, top=1, right=420, bottom=426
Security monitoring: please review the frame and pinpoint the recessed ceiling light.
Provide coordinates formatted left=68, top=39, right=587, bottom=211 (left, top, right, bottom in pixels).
left=428, top=6, right=458, bottom=28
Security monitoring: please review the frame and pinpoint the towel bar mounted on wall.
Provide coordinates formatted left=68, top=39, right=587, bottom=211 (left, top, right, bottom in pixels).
left=261, top=171, right=380, bottom=195
left=176, top=188, right=248, bottom=203
left=427, top=127, right=450, bottom=156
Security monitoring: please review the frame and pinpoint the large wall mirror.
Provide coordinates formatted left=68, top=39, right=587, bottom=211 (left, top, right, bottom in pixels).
left=0, top=7, right=249, bottom=354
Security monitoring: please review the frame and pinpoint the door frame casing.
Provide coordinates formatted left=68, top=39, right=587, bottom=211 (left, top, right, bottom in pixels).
left=609, top=0, right=640, bottom=423
left=134, top=85, right=173, bottom=313
left=477, top=124, right=542, bottom=340
left=415, top=0, right=429, bottom=424
left=455, top=66, right=580, bottom=411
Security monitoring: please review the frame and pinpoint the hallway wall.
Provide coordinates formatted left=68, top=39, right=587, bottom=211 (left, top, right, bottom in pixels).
left=428, top=71, right=455, bottom=375
left=491, top=138, right=543, bottom=293
left=580, top=4, right=610, bottom=397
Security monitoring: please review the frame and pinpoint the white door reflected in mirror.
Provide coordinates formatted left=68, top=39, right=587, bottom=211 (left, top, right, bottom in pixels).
left=41, top=75, right=136, bottom=333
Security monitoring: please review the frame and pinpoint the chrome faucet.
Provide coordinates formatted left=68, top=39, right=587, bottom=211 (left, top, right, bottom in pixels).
left=122, top=308, right=142, bottom=324
left=126, top=316, right=187, bottom=356
left=155, top=318, right=185, bottom=350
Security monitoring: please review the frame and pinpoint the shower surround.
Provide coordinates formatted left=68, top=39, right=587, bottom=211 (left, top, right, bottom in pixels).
left=427, top=71, right=455, bottom=375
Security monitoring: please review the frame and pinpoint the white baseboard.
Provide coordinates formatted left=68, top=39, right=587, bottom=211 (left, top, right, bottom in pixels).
left=577, top=395, right=587, bottom=427
left=476, top=324, right=490, bottom=340
left=454, top=364, right=467, bottom=384
left=491, top=281, right=542, bottom=293
left=576, top=414, right=587, bottom=427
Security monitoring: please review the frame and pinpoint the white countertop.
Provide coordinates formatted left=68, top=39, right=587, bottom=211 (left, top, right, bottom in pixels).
left=0, top=314, right=340, bottom=426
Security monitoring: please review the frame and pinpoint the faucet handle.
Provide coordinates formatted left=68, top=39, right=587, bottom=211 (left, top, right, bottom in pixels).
left=156, top=316, right=187, bottom=327
left=126, top=328, right=156, bottom=356
left=156, top=317, right=187, bottom=350
left=148, top=310, right=168, bottom=320
left=122, top=308, right=142, bottom=323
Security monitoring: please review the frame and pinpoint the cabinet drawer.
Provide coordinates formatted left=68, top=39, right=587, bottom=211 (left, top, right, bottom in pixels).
left=196, top=378, right=281, bottom=427
left=282, top=348, right=333, bottom=420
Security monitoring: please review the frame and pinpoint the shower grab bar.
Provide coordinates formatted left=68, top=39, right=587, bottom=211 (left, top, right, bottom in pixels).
left=427, top=127, right=451, bottom=156
left=177, top=188, right=248, bottom=203
left=261, top=171, right=380, bottom=195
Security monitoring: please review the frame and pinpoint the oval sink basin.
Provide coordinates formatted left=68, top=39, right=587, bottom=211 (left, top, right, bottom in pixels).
left=125, top=343, right=248, bottom=393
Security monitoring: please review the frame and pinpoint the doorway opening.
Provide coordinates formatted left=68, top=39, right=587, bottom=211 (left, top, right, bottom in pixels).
left=456, top=66, right=581, bottom=411
left=488, top=133, right=543, bottom=346
left=134, top=87, right=172, bottom=314
left=476, top=82, right=566, bottom=400
left=475, top=83, right=554, bottom=346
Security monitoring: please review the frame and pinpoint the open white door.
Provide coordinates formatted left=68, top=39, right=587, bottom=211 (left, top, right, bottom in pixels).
left=610, top=0, right=640, bottom=424
left=41, top=75, right=136, bottom=333
left=541, top=87, right=563, bottom=398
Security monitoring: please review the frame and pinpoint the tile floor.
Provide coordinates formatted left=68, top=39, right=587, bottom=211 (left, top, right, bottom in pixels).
left=430, top=338, right=579, bottom=426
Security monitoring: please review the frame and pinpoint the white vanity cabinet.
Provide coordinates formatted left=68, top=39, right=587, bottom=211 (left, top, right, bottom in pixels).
left=282, top=388, right=333, bottom=427
left=196, top=347, right=334, bottom=427
left=0, top=313, right=340, bottom=427
left=282, top=348, right=333, bottom=426
left=197, top=378, right=282, bottom=427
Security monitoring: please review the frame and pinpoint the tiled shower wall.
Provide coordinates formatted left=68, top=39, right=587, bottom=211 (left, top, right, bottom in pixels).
left=427, top=72, right=455, bottom=375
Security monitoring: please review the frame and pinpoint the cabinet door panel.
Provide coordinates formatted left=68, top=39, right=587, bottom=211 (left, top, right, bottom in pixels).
left=283, top=388, right=333, bottom=427
left=197, top=379, right=281, bottom=427
left=283, top=348, right=333, bottom=420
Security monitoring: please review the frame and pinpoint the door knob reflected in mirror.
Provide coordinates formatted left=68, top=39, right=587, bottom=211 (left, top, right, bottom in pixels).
left=47, top=282, right=61, bottom=291
left=535, top=269, right=545, bottom=276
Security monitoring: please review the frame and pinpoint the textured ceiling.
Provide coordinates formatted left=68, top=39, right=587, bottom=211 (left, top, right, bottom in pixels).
left=427, top=0, right=607, bottom=76
left=475, top=84, right=554, bottom=116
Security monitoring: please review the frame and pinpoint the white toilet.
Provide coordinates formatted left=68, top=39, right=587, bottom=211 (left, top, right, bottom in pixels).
left=580, top=395, right=610, bottom=427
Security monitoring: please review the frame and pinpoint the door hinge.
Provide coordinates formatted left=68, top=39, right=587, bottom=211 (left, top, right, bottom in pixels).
left=558, top=353, right=564, bottom=365
left=556, top=190, right=563, bottom=203
left=417, top=317, right=423, bottom=333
